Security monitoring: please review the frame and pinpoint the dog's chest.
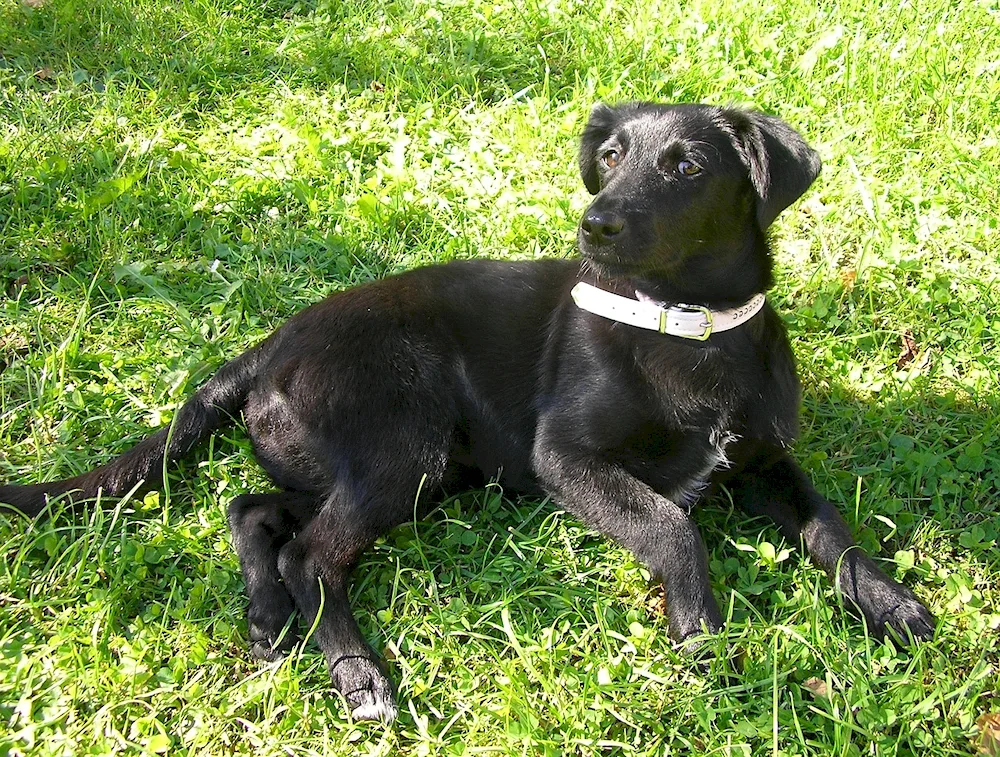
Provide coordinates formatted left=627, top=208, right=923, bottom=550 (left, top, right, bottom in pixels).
left=631, top=346, right=762, bottom=505
left=669, top=425, right=738, bottom=508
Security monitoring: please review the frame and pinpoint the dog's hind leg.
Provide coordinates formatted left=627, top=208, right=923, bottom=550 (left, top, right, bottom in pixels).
left=275, top=473, right=430, bottom=723
left=228, top=491, right=319, bottom=661
left=727, top=451, right=935, bottom=642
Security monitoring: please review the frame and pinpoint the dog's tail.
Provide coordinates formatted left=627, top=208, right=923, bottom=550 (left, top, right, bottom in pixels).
left=0, top=343, right=266, bottom=518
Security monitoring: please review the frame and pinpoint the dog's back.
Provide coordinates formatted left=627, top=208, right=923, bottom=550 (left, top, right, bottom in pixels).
left=241, top=257, right=577, bottom=495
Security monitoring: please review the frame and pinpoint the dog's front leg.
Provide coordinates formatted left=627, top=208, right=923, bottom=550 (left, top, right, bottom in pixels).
left=727, top=451, right=935, bottom=643
left=532, top=441, right=724, bottom=645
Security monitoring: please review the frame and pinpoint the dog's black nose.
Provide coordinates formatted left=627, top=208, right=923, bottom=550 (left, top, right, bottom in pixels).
left=580, top=210, right=624, bottom=244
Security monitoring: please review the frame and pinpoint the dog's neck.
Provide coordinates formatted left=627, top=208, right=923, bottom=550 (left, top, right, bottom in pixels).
left=581, top=264, right=771, bottom=312
left=630, top=277, right=767, bottom=310
left=640, top=249, right=773, bottom=309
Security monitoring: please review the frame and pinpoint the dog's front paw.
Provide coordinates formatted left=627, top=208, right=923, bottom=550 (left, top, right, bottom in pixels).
left=247, top=594, right=299, bottom=661
left=330, top=654, right=398, bottom=723
left=848, top=572, right=935, bottom=645
left=876, top=594, right=935, bottom=644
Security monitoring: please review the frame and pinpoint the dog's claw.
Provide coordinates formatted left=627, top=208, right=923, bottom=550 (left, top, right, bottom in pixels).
left=248, top=624, right=299, bottom=661
left=247, top=593, right=298, bottom=661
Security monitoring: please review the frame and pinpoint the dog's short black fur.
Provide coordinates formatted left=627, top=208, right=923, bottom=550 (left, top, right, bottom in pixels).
left=1, top=102, right=934, bottom=722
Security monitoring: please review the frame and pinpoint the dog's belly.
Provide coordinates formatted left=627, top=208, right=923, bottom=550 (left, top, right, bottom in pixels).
left=447, top=416, right=540, bottom=494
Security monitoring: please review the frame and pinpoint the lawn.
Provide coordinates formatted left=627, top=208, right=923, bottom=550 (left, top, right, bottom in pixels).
left=1, top=0, right=998, bottom=754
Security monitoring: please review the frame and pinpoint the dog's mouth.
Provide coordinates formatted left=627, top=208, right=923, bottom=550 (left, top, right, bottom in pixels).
left=579, top=255, right=645, bottom=286
left=578, top=235, right=633, bottom=268
left=578, top=243, right=675, bottom=282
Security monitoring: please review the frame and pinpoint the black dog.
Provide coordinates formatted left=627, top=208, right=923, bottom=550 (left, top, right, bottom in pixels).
left=1, top=102, right=934, bottom=722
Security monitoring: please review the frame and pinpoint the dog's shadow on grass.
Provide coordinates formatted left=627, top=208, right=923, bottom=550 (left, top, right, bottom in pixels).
left=795, top=377, right=1000, bottom=535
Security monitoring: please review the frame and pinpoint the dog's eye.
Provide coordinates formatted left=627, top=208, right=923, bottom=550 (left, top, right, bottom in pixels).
left=677, top=160, right=701, bottom=176
left=601, top=150, right=620, bottom=169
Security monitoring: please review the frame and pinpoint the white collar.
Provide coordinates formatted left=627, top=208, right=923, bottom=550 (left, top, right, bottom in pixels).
left=570, top=282, right=766, bottom=340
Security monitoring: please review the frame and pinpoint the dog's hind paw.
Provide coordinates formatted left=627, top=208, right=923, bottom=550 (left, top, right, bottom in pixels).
left=250, top=636, right=293, bottom=662
left=349, top=691, right=399, bottom=723
left=248, top=620, right=298, bottom=662
left=330, top=655, right=398, bottom=723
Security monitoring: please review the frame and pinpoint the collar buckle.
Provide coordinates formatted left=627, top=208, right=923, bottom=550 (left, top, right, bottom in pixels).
left=664, top=304, right=714, bottom=340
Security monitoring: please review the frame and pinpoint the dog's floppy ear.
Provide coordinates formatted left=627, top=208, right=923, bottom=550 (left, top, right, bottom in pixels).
left=579, top=103, right=620, bottom=194
left=726, top=109, right=821, bottom=229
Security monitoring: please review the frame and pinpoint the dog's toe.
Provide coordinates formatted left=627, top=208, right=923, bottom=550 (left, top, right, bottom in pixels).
left=330, top=655, right=398, bottom=723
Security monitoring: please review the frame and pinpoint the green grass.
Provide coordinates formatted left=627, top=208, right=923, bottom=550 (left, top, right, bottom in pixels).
left=1, top=0, right=998, bottom=753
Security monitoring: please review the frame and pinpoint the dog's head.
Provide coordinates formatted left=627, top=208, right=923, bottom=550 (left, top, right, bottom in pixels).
left=577, top=102, right=820, bottom=298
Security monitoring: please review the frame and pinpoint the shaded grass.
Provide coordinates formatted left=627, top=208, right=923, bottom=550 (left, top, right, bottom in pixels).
left=1, top=0, right=999, bottom=754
